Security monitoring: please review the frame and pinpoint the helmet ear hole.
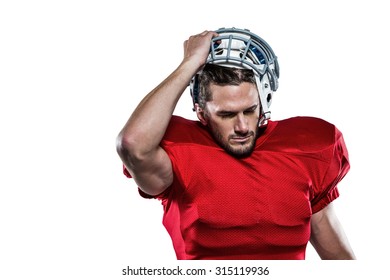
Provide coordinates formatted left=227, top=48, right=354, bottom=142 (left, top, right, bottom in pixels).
left=267, top=93, right=272, bottom=103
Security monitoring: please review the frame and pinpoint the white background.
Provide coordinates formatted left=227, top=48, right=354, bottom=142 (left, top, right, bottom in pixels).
left=1, top=0, right=389, bottom=279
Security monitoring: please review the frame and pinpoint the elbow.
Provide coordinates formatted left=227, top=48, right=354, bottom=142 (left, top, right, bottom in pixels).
left=116, top=131, right=149, bottom=165
left=116, top=131, right=136, bottom=159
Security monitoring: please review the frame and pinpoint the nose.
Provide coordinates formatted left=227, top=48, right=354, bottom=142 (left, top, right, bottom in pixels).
left=234, top=113, right=249, bottom=134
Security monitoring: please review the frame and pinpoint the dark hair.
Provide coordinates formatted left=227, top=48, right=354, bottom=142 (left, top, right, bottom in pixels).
left=197, top=64, right=256, bottom=109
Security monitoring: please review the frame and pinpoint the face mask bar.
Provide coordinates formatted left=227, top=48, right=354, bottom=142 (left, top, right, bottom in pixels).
left=209, top=27, right=279, bottom=91
left=208, top=34, right=269, bottom=76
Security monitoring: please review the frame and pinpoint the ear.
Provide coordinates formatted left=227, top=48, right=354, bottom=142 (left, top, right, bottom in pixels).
left=195, top=103, right=208, bottom=126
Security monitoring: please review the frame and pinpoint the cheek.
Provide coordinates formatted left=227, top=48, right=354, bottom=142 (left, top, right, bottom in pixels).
left=210, top=120, right=233, bottom=137
left=250, top=115, right=261, bottom=127
left=249, top=110, right=261, bottom=125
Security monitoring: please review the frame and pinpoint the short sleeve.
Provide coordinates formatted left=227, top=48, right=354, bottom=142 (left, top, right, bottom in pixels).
left=122, top=164, right=170, bottom=200
left=310, top=128, right=350, bottom=213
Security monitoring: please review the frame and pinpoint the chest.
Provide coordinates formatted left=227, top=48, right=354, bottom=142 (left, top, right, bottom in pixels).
left=177, top=150, right=313, bottom=229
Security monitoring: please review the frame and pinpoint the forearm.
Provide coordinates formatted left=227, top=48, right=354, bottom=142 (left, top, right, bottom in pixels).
left=117, top=59, right=198, bottom=158
left=310, top=230, right=356, bottom=260
left=310, top=204, right=356, bottom=260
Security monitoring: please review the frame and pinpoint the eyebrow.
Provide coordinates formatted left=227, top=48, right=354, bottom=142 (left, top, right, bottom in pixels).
left=216, top=104, right=258, bottom=115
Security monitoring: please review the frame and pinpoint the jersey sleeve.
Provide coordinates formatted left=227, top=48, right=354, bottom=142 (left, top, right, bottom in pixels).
left=122, top=164, right=171, bottom=200
left=120, top=116, right=194, bottom=200
left=310, top=127, right=350, bottom=213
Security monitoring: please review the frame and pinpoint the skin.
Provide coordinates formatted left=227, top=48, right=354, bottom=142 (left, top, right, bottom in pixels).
left=310, top=203, right=356, bottom=259
left=116, top=30, right=356, bottom=260
left=195, top=82, right=261, bottom=158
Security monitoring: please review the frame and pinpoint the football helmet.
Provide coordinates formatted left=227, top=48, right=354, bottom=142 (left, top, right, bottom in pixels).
left=190, top=27, right=279, bottom=126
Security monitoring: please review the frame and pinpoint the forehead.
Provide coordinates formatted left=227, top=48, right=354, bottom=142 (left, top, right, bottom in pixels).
left=207, top=82, right=259, bottom=111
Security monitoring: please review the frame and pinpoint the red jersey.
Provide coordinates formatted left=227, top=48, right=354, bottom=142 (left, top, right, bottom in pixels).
left=123, top=116, right=350, bottom=260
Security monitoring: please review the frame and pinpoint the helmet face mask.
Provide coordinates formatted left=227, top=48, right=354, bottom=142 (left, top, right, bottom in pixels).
left=190, top=27, right=279, bottom=126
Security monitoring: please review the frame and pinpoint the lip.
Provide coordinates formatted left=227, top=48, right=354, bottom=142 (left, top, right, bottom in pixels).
left=230, top=135, right=252, bottom=143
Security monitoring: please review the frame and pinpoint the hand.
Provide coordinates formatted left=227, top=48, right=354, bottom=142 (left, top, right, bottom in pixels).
left=183, top=30, right=219, bottom=70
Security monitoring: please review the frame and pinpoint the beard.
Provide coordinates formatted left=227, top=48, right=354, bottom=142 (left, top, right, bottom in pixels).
left=208, top=124, right=259, bottom=158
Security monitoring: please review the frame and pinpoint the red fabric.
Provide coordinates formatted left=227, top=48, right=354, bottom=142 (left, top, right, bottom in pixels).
left=122, top=116, right=350, bottom=260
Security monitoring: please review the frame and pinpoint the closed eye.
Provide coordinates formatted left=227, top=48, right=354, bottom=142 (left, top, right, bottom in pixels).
left=217, top=112, right=236, bottom=119
left=244, top=105, right=258, bottom=115
left=217, top=104, right=258, bottom=119
left=244, top=109, right=256, bottom=115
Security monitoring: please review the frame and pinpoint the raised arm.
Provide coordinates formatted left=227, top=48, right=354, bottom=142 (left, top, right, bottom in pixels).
left=310, top=203, right=356, bottom=259
left=116, top=30, right=219, bottom=196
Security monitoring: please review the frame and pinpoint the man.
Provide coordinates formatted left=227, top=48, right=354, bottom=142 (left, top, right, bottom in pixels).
left=116, top=28, right=356, bottom=260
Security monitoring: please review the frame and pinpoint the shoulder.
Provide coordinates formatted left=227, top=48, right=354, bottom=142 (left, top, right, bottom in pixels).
left=162, top=115, right=213, bottom=146
left=276, top=116, right=336, bottom=133
left=166, top=115, right=198, bottom=130
left=267, top=116, right=342, bottom=152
